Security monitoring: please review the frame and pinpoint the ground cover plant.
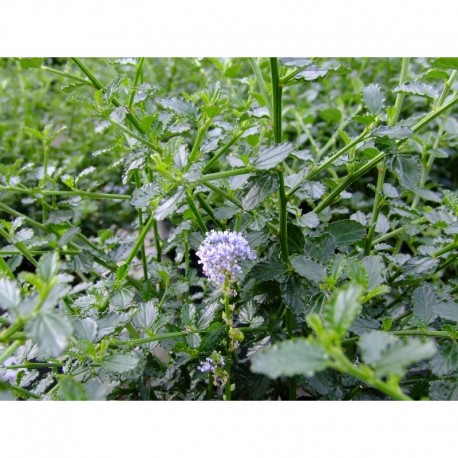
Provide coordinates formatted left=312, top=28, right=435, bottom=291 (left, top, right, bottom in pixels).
left=0, top=57, right=457, bottom=401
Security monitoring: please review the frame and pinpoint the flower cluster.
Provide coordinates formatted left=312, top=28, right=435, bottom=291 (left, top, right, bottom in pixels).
left=196, top=230, right=256, bottom=286
left=197, top=353, right=225, bottom=373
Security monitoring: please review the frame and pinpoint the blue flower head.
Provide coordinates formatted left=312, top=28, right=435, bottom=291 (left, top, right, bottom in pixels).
left=196, top=230, right=256, bottom=286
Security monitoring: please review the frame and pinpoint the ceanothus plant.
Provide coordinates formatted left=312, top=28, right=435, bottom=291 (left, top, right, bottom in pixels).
left=0, top=57, right=458, bottom=401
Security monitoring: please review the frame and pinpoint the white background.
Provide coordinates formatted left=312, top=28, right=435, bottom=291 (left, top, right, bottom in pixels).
left=1, top=0, right=457, bottom=456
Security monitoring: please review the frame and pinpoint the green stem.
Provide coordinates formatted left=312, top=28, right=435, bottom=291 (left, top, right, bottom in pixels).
left=271, top=57, right=295, bottom=400
left=314, top=94, right=458, bottom=214
left=71, top=57, right=145, bottom=135
left=365, top=162, right=386, bottom=255
left=10, top=385, right=40, bottom=400
left=390, top=57, right=411, bottom=126
left=110, top=119, right=163, bottom=153
left=6, top=362, right=63, bottom=369
left=0, top=226, right=38, bottom=267
left=286, top=129, right=370, bottom=199
left=0, top=186, right=129, bottom=200
left=372, top=217, right=427, bottom=245
left=41, top=65, right=92, bottom=85
left=200, top=166, right=252, bottom=182
left=123, top=213, right=157, bottom=269
left=224, top=278, right=232, bottom=401
left=134, top=171, right=148, bottom=282
left=152, top=220, right=162, bottom=263
left=195, top=193, right=225, bottom=230
left=127, top=57, right=145, bottom=110
left=203, top=133, right=243, bottom=173
left=0, top=340, right=22, bottom=364
left=186, top=191, right=208, bottom=233
left=432, top=242, right=458, bottom=258
left=189, top=118, right=212, bottom=164
left=329, top=347, right=411, bottom=400
left=249, top=58, right=273, bottom=117
left=365, top=58, right=410, bottom=253
left=280, top=63, right=310, bottom=85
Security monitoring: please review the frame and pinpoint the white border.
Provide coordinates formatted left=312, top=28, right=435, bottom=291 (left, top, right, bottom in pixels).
left=1, top=0, right=457, bottom=56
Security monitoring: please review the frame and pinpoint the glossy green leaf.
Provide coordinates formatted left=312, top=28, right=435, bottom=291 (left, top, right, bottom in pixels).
left=412, top=283, right=438, bottom=324
left=431, top=58, right=458, bottom=70
left=26, top=311, right=73, bottom=357
left=101, top=352, right=141, bottom=374
left=372, top=126, right=413, bottom=139
left=37, top=252, right=60, bottom=283
left=251, top=339, right=329, bottom=378
left=251, top=143, right=295, bottom=170
left=19, top=58, right=43, bottom=69
left=326, top=220, right=366, bottom=246
left=290, top=255, right=326, bottom=284
left=0, top=278, right=21, bottom=310
left=393, top=82, right=439, bottom=100
left=359, top=331, right=436, bottom=377
left=158, top=97, right=200, bottom=120
left=323, top=283, right=363, bottom=338
left=388, top=154, right=422, bottom=190
left=242, top=174, right=279, bottom=211
left=154, top=187, right=185, bottom=220
left=362, top=84, right=385, bottom=115
left=430, top=341, right=458, bottom=376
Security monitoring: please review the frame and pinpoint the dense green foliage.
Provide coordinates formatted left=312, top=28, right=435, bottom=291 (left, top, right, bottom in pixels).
left=0, top=57, right=457, bottom=400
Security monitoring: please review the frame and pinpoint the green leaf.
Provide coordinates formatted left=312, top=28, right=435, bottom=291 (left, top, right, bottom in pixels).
left=290, top=255, right=326, bottom=284
left=197, top=301, right=220, bottom=330
left=242, top=174, right=279, bottom=211
left=58, top=227, right=81, bottom=247
left=133, top=302, right=158, bottom=330
left=412, top=283, right=438, bottom=324
left=393, top=82, right=440, bottom=100
left=281, top=274, right=307, bottom=315
left=37, top=252, right=60, bottom=283
left=73, top=318, right=98, bottom=342
left=251, top=143, right=295, bottom=170
left=362, top=84, right=385, bottom=115
left=430, top=341, right=458, bottom=376
left=131, top=183, right=160, bottom=210
left=59, top=376, right=88, bottom=400
left=323, top=283, right=363, bottom=338
left=388, top=154, right=422, bottom=190
left=319, top=108, right=341, bottom=123
left=0, top=278, right=21, bottom=310
left=359, top=331, right=436, bottom=377
left=158, top=97, right=200, bottom=120
left=101, top=352, right=140, bottom=374
left=154, top=187, right=185, bottom=220
left=436, top=300, right=458, bottom=323
left=326, top=220, right=366, bottom=246
left=431, top=58, right=458, bottom=70
left=26, top=311, right=73, bottom=357
left=110, top=286, right=134, bottom=308
left=251, top=339, right=329, bottom=378
left=358, top=331, right=398, bottom=365
left=430, top=380, right=458, bottom=400
left=19, top=58, right=43, bottom=69
left=110, top=106, right=127, bottom=123
left=293, top=65, right=350, bottom=82
left=249, top=260, right=289, bottom=283
left=362, top=255, right=386, bottom=290
left=372, top=126, right=413, bottom=139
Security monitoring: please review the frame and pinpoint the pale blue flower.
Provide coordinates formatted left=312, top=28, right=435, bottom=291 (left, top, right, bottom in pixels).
left=196, top=230, right=256, bottom=286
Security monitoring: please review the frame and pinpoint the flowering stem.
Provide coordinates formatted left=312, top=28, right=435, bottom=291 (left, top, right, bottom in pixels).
left=223, top=277, right=232, bottom=401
